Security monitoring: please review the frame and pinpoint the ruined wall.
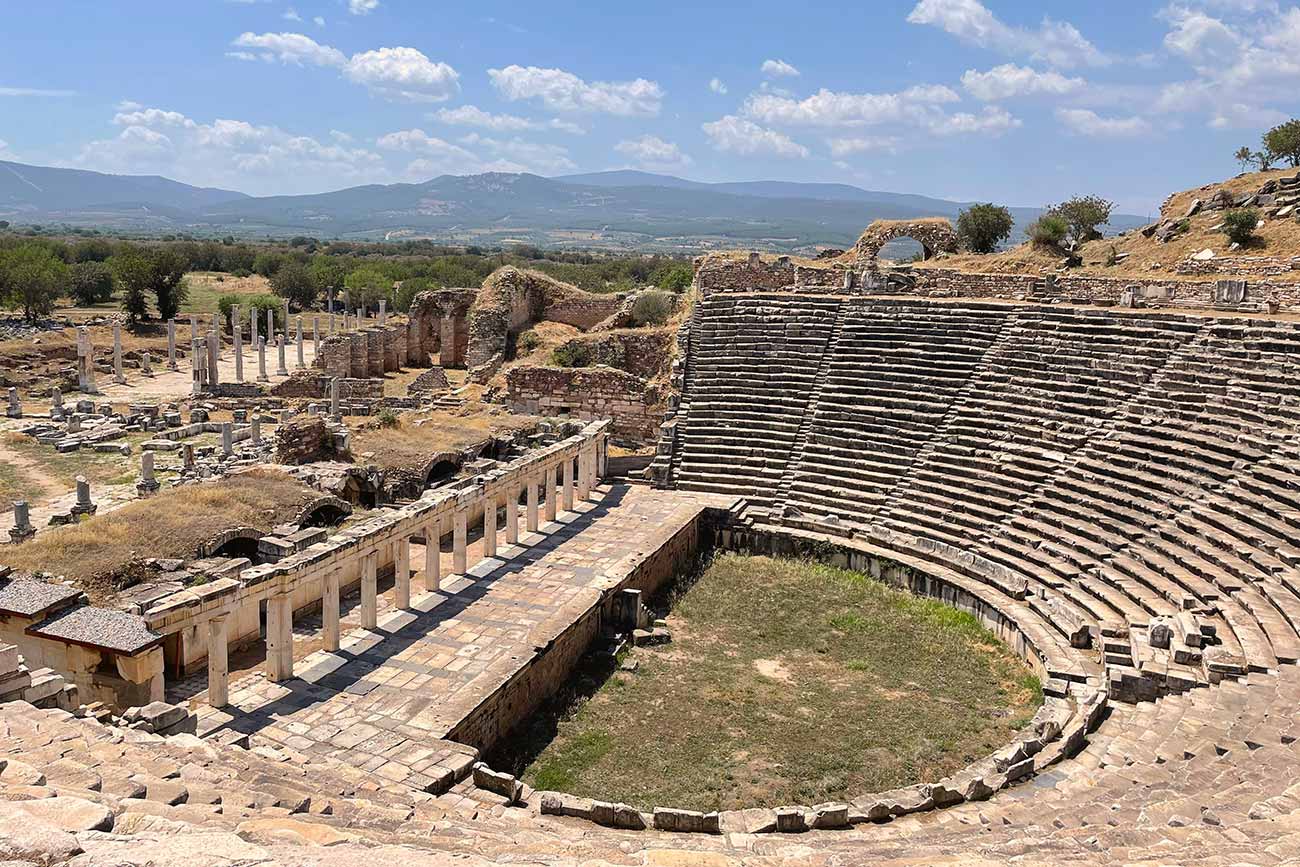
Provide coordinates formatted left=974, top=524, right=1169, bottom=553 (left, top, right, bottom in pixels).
left=312, top=323, right=418, bottom=379
left=552, top=329, right=674, bottom=380
left=852, top=218, right=960, bottom=265
left=506, top=366, right=664, bottom=446
left=1175, top=255, right=1300, bottom=277
left=271, top=372, right=383, bottom=400
left=274, top=416, right=349, bottom=465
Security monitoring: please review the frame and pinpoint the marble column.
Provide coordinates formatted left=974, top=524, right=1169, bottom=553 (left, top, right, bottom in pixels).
left=251, top=306, right=259, bottom=351
left=257, top=337, right=268, bottom=382
left=526, top=473, right=540, bottom=533
left=423, top=517, right=442, bottom=592
left=505, top=483, right=520, bottom=546
left=207, top=613, right=230, bottom=707
left=313, top=316, right=320, bottom=354
left=452, top=509, right=468, bottom=576
left=360, top=551, right=378, bottom=630
left=562, top=456, right=575, bottom=512
left=329, top=313, right=336, bottom=336
left=207, top=332, right=220, bottom=387
left=295, top=317, right=305, bottom=369
left=577, top=445, right=591, bottom=501
left=322, top=569, right=341, bottom=653
left=544, top=465, right=558, bottom=522
left=231, top=305, right=243, bottom=383
left=276, top=336, right=288, bottom=377
left=378, top=299, right=387, bottom=327
left=394, top=535, right=411, bottom=610
left=329, top=377, right=340, bottom=419
left=221, top=422, right=233, bottom=456
left=483, top=494, right=498, bottom=559
left=265, top=593, right=294, bottom=682
left=266, top=308, right=275, bottom=345
left=112, top=324, right=126, bottom=384
left=167, top=319, right=177, bottom=371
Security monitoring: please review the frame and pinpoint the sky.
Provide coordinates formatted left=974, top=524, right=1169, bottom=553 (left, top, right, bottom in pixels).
left=2, top=0, right=1298, bottom=215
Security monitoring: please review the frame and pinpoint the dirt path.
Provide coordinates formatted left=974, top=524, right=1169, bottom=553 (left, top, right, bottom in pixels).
left=0, top=434, right=63, bottom=514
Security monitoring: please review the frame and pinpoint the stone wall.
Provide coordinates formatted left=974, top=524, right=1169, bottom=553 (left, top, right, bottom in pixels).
left=505, top=366, right=665, bottom=446
left=852, top=218, right=960, bottom=265
left=313, top=323, right=417, bottom=379
left=274, top=416, right=350, bottom=465
left=552, top=329, right=674, bottom=380
left=1175, top=255, right=1300, bottom=277
left=271, top=372, right=383, bottom=400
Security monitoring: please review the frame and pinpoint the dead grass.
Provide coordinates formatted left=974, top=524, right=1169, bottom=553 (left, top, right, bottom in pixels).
left=182, top=272, right=272, bottom=315
left=498, top=553, right=1041, bottom=812
left=1, top=469, right=317, bottom=597
left=351, top=403, right=538, bottom=470
left=3, top=431, right=152, bottom=492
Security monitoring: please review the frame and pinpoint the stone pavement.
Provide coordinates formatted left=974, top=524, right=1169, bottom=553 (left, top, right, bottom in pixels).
left=192, top=484, right=726, bottom=790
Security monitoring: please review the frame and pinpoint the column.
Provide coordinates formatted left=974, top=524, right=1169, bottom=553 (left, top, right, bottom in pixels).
left=577, top=445, right=591, bottom=501
left=266, top=308, right=274, bottom=345
left=313, top=316, right=320, bottom=354
left=322, top=569, right=341, bottom=652
left=296, top=317, right=305, bottom=369
left=250, top=416, right=261, bottom=445
left=112, top=324, right=126, bottom=384
left=257, top=338, right=268, bottom=382
left=394, top=535, right=411, bottom=610
left=231, top=305, right=243, bottom=383
left=221, top=422, right=233, bottom=456
left=360, top=551, right=377, bottom=629
left=191, top=339, right=203, bottom=395
left=329, top=313, right=336, bottom=336
left=526, top=473, right=540, bottom=532
left=483, top=494, right=498, bottom=558
left=251, top=306, right=259, bottom=351
left=265, top=593, right=294, bottom=682
left=210, top=313, right=221, bottom=360
left=207, top=332, right=220, bottom=386
left=562, top=456, right=575, bottom=512
left=544, top=465, right=558, bottom=522
left=452, top=509, right=468, bottom=576
left=440, top=315, right=456, bottom=366
left=276, top=336, right=288, bottom=377
left=423, top=517, right=442, bottom=592
left=597, top=433, right=608, bottom=478
left=505, top=483, right=520, bottom=545
left=378, top=299, right=387, bottom=327
left=207, top=613, right=230, bottom=707
left=167, top=320, right=177, bottom=371
left=329, top=377, right=340, bottom=420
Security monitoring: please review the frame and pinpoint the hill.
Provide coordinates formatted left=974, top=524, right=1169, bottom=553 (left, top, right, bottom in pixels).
left=0, top=160, right=1147, bottom=254
left=916, top=167, right=1300, bottom=283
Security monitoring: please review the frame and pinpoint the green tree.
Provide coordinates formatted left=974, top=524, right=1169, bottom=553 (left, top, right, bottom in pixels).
left=956, top=203, right=1015, bottom=254
left=1264, top=119, right=1300, bottom=168
left=654, top=263, right=694, bottom=292
left=1235, top=146, right=1256, bottom=171
left=68, top=261, right=116, bottom=306
left=270, top=261, right=317, bottom=309
left=0, top=243, right=66, bottom=320
left=344, top=264, right=394, bottom=310
left=110, top=247, right=189, bottom=325
left=150, top=248, right=189, bottom=321
left=1045, top=196, right=1114, bottom=245
left=308, top=255, right=349, bottom=303
left=1222, top=208, right=1260, bottom=246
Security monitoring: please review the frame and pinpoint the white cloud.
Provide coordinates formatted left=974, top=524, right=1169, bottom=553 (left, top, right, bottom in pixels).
left=230, top=34, right=458, bottom=102
left=230, top=32, right=346, bottom=66
left=614, top=135, right=693, bottom=171
left=344, top=47, right=459, bottom=102
left=488, top=65, right=663, bottom=116
left=377, top=127, right=573, bottom=175
left=313, top=15, right=326, bottom=26
left=434, top=105, right=539, bottom=132
left=907, top=0, right=1107, bottom=67
left=76, top=107, right=387, bottom=195
left=709, top=77, right=728, bottom=95
left=827, top=136, right=901, bottom=156
left=459, top=133, right=576, bottom=173
left=702, top=116, right=809, bottom=158
left=961, top=63, right=1085, bottom=100
left=742, top=84, right=959, bottom=127
left=0, top=85, right=75, bottom=97
left=349, top=0, right=379, bottom=14
left=0, top=139, right=15, bottom=160
left=1056, top=107, right=1152, bottom=138
left=283, top=7, right=301, bottom=21
left=760, top=59, right=800, bottom=78
left=930, top=107, right=1021, bottom=136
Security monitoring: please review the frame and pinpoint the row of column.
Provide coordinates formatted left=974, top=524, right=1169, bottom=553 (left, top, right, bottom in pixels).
left=207, top=439, right=605, bottom=705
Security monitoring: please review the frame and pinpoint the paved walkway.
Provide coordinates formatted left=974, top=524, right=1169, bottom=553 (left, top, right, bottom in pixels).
left=191, top=484, right=728, bottom=791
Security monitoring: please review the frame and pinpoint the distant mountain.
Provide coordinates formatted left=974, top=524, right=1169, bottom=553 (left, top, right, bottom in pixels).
left=0, top=160, right=1147, bottom=253
left=0, top=161, right=247, bottom=216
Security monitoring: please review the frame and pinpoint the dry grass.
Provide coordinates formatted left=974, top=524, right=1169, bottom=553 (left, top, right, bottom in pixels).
left=1, top=469, right=317, bottom=596
left=183, top=272, right=272, bottom=315
left=916, top=168, right=1300, bottom=282
left=3, top=431, right=151, bottom=492
left=499, top=554, right=1041, bottom=812
left=351, top=403, right=538, bottom=470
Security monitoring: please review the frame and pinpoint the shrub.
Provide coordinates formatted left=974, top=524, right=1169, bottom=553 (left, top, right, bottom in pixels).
left=1222, top=208, right=1260, bottom=245
left=955, top=203, right=1015, bottom=254
left=653, top=263, right=693, bottom=292
left=517, top=330, right=541, bottom=355
left=376, top=409, right=400, bottom=429
left=0, top=243, right=66, bottom=320
left=551, top=341, right=593, bottom=368
left=67, top=261, right=115, bottom=306
left=630, top=290, right=675, bottom=327
left=1045, top=196, right=1114, bottom=245
left=220, top=293, right=284, bottom=331
left=1027, top=215, right=1068, bottom=247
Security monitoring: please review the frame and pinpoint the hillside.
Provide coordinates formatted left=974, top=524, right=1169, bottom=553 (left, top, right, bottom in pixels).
left=915, top=168, right=1300, bottom=283
left=0, top=160, right=1146, bottom=254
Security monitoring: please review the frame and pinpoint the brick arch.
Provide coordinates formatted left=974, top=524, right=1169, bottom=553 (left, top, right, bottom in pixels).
left=852, top=218, right=959, bottom=266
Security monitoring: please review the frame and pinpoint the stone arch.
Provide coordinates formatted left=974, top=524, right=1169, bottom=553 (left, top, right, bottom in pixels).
left=198, top=526, right=264, bottom=560
left=852, top=218, right=959, bottom=267
left=296, top=495, right=352, bottom=528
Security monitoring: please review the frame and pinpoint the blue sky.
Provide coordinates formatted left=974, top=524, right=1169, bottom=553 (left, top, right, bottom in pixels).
left=2, top=0, right=1297, bottom=214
